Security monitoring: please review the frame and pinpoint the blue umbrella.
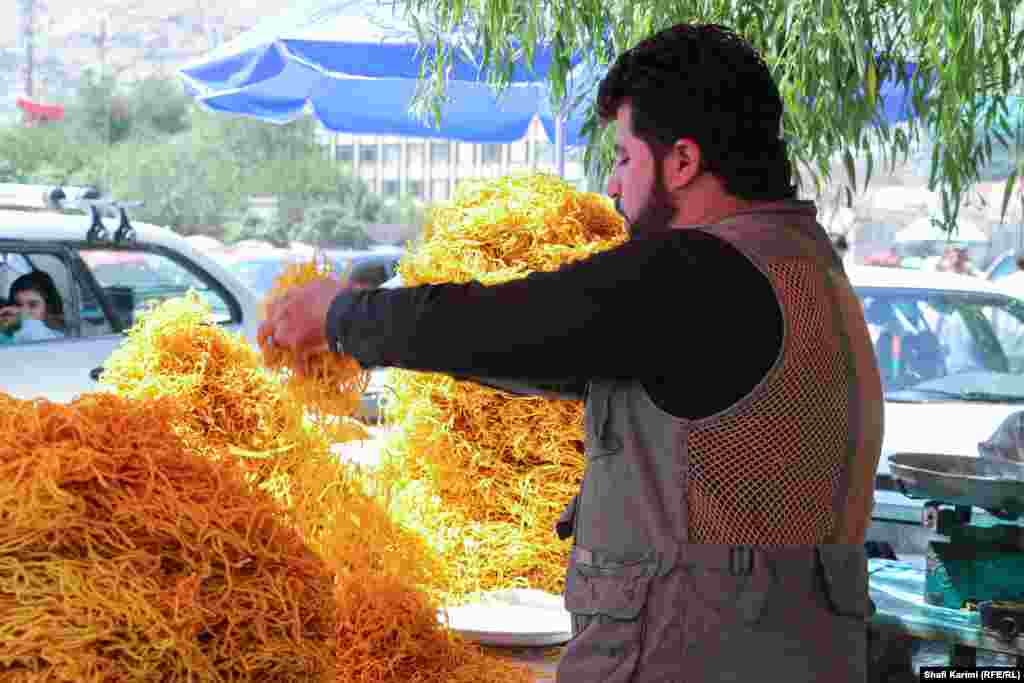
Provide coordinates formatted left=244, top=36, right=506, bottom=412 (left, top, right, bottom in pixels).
left=181, top=0, right=930, bottom=174
left=179, top=0, right=589, bottom=175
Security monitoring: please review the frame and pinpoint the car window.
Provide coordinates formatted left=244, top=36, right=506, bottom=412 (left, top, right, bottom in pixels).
left=78, top=248, right=233, bottom=331
left=990, top=255, right=1020, bottom=281
left=350, top=259, right=396, bottom=288
left=0, top=252, right=34, bottom=290
left=985, top=305, right=1024, bottom=372
left=223, top=255, right=303, bottom=300
left=0, top=250, right=73, bottom=346
left=860, top=289, right=1024, bottom=397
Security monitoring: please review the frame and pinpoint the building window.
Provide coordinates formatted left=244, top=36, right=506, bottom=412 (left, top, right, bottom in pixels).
left=481, top=144, right=502, bottom=165
left=316, top=129, right=334, bottom=147
left=336, top=145, right=354, bottom=163
left=359, top=145, right=378, bottom=163
left=382, top=179, right=401, bottom=197
left=533, top=141, right=554, bottom=165
left=360, top=167, right=377, bottom=187
left=382, top=144, right=401, bottom=165
left=431, top=179, right=450, bottom=201
left=510, top=140, right=528, bottom=163
left=408, top=180, right=425, bottom=198
left=457, top=143, right=475, bottom=166
left=430, top=142, right=450, bottom=164
left=406, top=143, right=425, bottom=169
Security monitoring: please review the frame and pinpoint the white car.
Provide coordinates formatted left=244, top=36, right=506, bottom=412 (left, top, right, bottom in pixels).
left=849, top=265, right=1024, bottom=551
left=0, top=185, right=260, bottom=403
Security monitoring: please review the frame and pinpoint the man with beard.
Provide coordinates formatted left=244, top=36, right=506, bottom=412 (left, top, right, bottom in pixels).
left=260, top=23, right=883, bottom=683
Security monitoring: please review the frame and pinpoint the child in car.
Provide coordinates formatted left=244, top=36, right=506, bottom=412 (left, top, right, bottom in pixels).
left=0, top=271, right=65, bottom=343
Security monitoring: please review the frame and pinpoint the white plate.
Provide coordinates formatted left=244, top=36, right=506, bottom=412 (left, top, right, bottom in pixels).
left=439, top=589, right=572, bottom=647
left=329, top=429, right=387, bottom=467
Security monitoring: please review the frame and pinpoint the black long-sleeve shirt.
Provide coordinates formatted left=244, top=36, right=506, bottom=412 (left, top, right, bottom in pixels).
left=326, top=229, right=783, bottom=421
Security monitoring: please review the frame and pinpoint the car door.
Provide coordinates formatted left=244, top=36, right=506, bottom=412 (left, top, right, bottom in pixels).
left=74, top=243, right=243, bottom=372
left=0, top=243, right=114, bottom=403
left=1, top=242, right=243, bottom=404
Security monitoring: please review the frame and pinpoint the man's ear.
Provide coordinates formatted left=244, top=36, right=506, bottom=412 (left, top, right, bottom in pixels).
left=663, top=138, right=702, bottom=192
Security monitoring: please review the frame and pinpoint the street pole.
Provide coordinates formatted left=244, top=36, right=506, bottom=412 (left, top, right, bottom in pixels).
left=17, top=0, right=36, bottom=99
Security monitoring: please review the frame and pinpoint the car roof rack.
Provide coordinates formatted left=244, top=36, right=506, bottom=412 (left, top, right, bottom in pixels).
left=0, top=183, right=100, bottom=211
left=0, top=183, right=143, bottom=244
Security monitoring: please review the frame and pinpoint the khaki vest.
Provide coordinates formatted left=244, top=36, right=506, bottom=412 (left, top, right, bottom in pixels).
left=555, top=203, right=884, bottom=682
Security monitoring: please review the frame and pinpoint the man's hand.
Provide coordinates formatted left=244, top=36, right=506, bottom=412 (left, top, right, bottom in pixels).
left=257, top=278, right=345, bottom=363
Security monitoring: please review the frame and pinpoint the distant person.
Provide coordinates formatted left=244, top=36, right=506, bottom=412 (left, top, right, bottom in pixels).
left=0, top=271, right=66, bottom=343
left=864, top=249, right=900, bottom=268
left=935, top=245, right=979, bottom=276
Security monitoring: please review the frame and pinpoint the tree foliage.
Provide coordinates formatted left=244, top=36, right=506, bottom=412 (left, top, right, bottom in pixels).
left=0, top=75, right=417, bottom=245
left=398, top=0, right=1024, bottom=231
left=93, top=134, right=242, bottom=235
left=83, top=107, right=410, bottom=242
left=0, top=124, right=100, bottom=184
left=130, top=75, right=193, bottom=138
left=233, top=157, right=385, bottom=248
left=71, top=70, right=134, bottom=145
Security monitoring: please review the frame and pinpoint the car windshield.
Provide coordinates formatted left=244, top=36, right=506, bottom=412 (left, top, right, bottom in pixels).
left=223, top=256, right=300, bottom=299
left=859, top=287, right=1024, bottom=402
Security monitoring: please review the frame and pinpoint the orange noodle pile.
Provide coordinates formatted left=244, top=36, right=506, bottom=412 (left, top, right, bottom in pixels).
left=378, top=172, right=627, bottom=602
left=83, top=293, right=532, bottom=682
left=258, top=257, right=371, bottom=434
left=334, top=572, right=531, bottom=683
left=286, top=448, right=531, bottom=683
left=99, top=291, right=366, bottom=504
left=0, top=392, right=338, bottom=681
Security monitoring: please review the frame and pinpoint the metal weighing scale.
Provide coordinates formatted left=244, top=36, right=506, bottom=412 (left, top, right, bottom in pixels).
left=889, top=452, right=1024, bottom=641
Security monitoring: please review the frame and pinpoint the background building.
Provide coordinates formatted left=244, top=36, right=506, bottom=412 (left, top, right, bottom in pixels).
left=317, top=117, right=588, bottom=204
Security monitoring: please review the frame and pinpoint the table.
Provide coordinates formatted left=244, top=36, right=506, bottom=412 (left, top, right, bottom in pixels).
left=868, top=558, right=1024, bottom=668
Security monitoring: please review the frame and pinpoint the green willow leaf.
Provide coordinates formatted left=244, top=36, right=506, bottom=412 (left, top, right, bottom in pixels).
left=843, top=149, right=858, bottom=194
left=396, top=0, right=1022, bottom=237
left=1000, top=166, right=1019, bottom=225
left=865, top=58, right=879, bottom=110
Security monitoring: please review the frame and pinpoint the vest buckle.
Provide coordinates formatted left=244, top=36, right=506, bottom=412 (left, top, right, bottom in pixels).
left=729, top=546, right=755, bottom=576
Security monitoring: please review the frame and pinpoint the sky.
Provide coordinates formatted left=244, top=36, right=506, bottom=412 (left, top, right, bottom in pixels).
left=2, top=0, right=290, bottom=49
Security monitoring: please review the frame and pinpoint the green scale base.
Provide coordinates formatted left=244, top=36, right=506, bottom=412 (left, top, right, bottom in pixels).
left=923, top=505, right=1024, bottom=610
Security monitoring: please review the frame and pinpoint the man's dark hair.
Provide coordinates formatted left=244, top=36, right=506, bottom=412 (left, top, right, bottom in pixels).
left=597, top=24, right=797, bottom=201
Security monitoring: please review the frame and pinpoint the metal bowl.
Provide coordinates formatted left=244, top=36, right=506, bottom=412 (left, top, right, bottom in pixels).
left=888, top=452, right=1024, bottom=517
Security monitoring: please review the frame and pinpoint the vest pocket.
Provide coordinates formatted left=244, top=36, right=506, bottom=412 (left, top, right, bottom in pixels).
left=560, top=546, right=655, bottom=682
left=585, top=380, right=623, bottom=458
left=685, top=562, right=774, bottom=625
left=555, top=494, right=578, bottom=540
left=816, top=545, right=875, bottom=620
